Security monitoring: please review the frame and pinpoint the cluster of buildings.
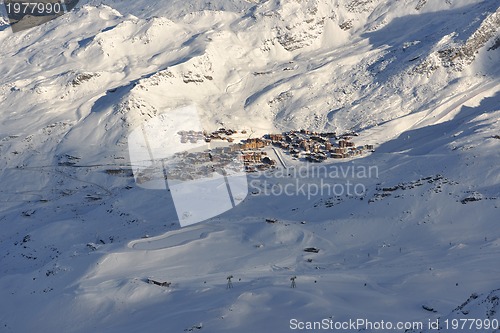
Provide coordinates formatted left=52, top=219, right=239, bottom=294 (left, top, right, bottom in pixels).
left=158, top=128, right=376, bottom=181
left=178, top=130, right=205, bottom=144
left=178, top=128, right=238, bottom=144
left=266, top=130, right=374, bottom=163
left=158, top=137, right=275, bottom=180
left=165, top=149, right=242, bottom=181
left=204, top=128, right=238, bottom=143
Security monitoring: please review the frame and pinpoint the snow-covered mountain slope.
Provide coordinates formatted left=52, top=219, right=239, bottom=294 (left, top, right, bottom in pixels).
left=0, top=0, right=499, bottom=332
left=409, top=289, right=500, bottom=333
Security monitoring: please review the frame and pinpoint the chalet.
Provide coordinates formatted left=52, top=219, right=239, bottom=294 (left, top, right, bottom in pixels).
left=240, top=142, right=253, bottom=150
left=222, top=147, right=233, bottom=154
left=269, top=134, right=283, bottom=141
left=229, top=144, right=241, bottom=152
left=147, top=278, right=171, bottom=287
left=333, top=147, right=344, bottom=154
left=242, top=153, right=262, bottom=163
left=322, top=132, right=337, bottom=138
left=306, top=155, right=318, bottom=163
left=230, top=143, right=241, bottom=151
left=241, top=138, right=267, bottom=150
left=257, top=164, right=269, bottom=171
left=308, top=153, right=326, bottom=163
left=311, top=135, right=327, bottom=143
left=317, top=152, right=328, bottom=160
left=332, top=153, right=343, bottom=159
